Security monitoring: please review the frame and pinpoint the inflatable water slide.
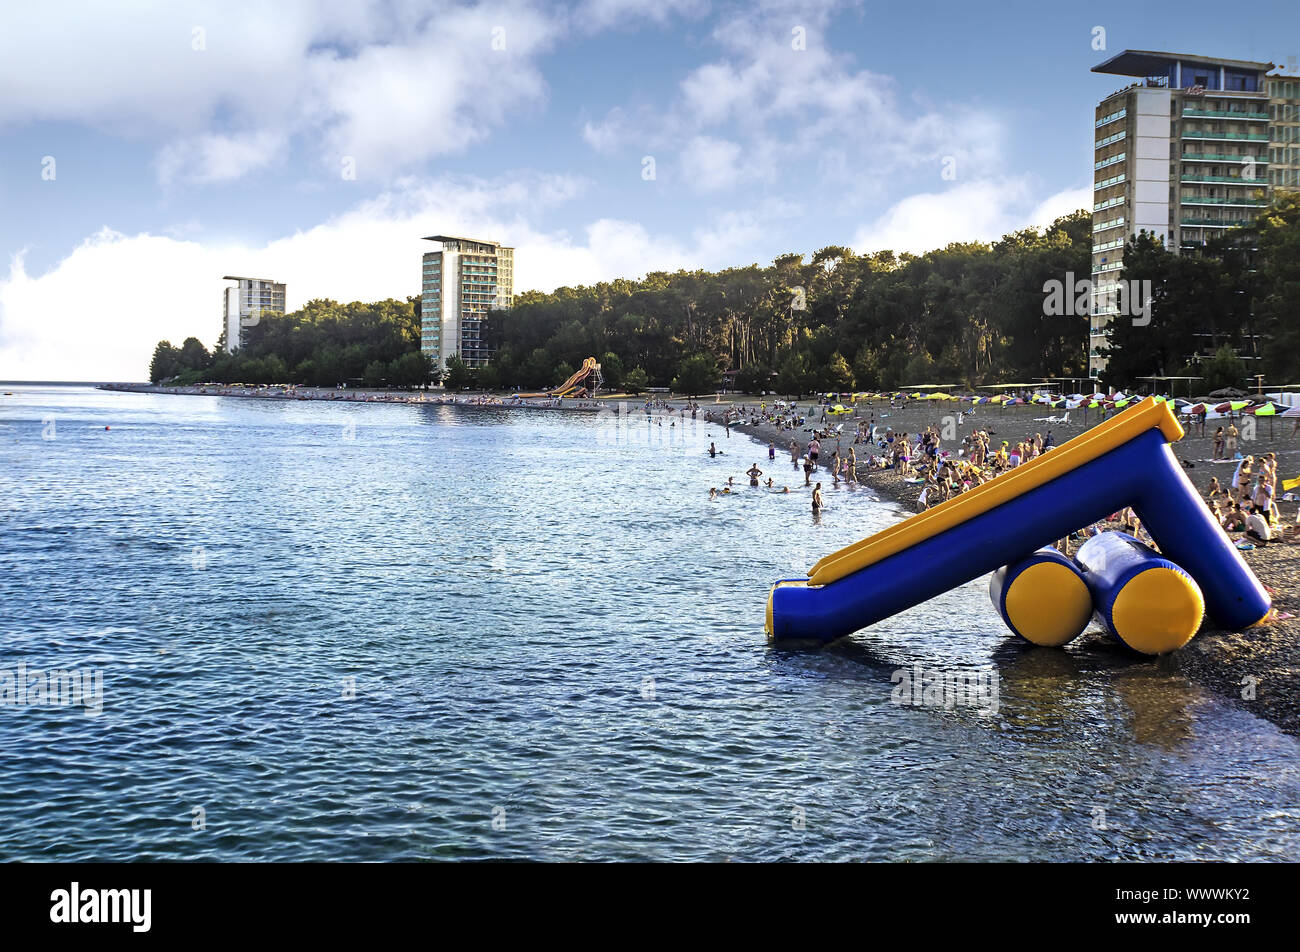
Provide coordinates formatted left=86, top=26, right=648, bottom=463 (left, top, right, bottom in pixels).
left=519, top=357, right=601, bottom=399
left=767, top=398, right=1270, bottom=647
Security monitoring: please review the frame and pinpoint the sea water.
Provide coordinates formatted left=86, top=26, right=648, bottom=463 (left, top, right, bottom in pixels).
left=1, top=385, right=1296, bottom=860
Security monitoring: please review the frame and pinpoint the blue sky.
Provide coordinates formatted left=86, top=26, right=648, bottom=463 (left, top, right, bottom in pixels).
left=1, top=0, right=1297, bottom=379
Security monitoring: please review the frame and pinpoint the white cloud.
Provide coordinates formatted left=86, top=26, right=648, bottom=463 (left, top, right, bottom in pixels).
left=157, top=131, right=290, bottom=186
left=581, top=1, right=1005, bottom=197
left=678, top=136, right=746, bottom=190
left=0, top=1, right=559, bottom=183
left=1028, top=187, right=1094, bottom=228
left=851, top=180, right=1090, bottom=255
left=0, top=172, right=774, bottom=380
left=576, top=0, right=708, bottom=31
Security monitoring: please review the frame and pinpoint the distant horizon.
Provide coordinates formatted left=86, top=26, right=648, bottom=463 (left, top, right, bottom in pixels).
left=0, top=380, right=140, bottom=387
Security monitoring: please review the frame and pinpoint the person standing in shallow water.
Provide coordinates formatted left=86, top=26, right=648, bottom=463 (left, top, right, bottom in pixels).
left=812, top=482, right=823, bottom=514
left=746, top=463, right=764, bottom=487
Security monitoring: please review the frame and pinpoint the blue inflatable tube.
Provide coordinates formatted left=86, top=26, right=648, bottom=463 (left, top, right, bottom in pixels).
left=768, top=400, right=1269, bottom=644
left=1073, top=531, right=1205, bottom=654
left=989, top=548, right=1093, bottom=647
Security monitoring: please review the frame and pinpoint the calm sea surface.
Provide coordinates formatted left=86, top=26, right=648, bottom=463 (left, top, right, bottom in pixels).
left=1, top=384, right=1297, bottom=861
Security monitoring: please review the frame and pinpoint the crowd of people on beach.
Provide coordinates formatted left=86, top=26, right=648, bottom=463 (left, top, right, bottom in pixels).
left=714, top=395, right=1300, bottom=560
left=1204, top=453, right=1297, bottom=547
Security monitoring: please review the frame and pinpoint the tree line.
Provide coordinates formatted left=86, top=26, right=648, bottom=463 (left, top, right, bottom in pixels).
left=148, top=297, right=432, bottom=388
left=481, top=210, right=1095, bottom=396
left=146, top=197, right=1300, bottom=396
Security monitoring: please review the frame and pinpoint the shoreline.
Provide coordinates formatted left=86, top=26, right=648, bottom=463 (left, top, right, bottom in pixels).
left=731, top=402, right=1300, bottom=736
left=99, top=381, right=609, bottom=412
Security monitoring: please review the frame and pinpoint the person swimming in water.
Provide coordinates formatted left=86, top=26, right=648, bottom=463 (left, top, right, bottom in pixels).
left=746, top=464, right=764, bottom=486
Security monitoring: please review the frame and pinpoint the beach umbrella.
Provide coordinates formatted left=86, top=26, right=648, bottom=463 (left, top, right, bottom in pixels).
left=1214, top=400, right=1250, bottom=413
left=1250, top=402, right=1281, bottom=438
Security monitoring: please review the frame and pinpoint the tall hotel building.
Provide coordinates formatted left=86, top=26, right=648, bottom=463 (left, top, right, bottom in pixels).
left=221, top=276, right=286, bottom=353
left=421, top=235, right=514, bottom=370
left=1088, top=50, right=1300, bottom=374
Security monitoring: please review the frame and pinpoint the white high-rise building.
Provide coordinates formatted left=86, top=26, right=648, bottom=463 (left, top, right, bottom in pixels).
left=1088, top=50, right=1300, bottom=374
left=420, top=235, right=514, bottom=370
left=221, top=276, right=286, bottom=353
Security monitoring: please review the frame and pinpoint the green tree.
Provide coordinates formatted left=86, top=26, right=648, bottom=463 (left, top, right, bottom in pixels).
left=178, top=337, right=211, bottom=372
left=672, top=353, right=717, bottom=397
left=1197, top=345, right=1249, bottom=393
left=363, top=360, right=386, bottom=388
left=1252, top=193, right=1300, bottom=383
left=599, top=351, right=624, bottom=390
left=443, top=355, right=475, bottom=391
left=552, top=361, right=576, bottom=387
left=387, top=350, right=431, bottom=388
left=149, top=341, right=182, bottom=383
left=734, top=363, right=771, bottom=394
left=624, top=367, right=649, bottom=394
left=477, top=363, right=501, bottom=392
left=824, top=351, right=855, bottom=392
left=776, top=352, right=810, bottom=398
